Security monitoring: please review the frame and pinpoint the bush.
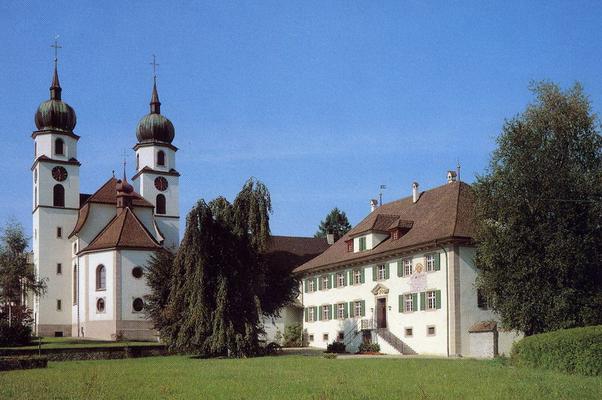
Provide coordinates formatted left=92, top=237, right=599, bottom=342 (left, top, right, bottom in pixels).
left=0, top=356, right=47, bottom=371
left=325, top=341, right=346, bottom=353
left=511, top=325, right=602, bottom=376
left=0, top=306, right=33, bottom=346
left=358, top=342, right=380, bottom=353
left=322, top=353, right=337, bottom=359
left=283, top=323, right=302, bottom=347
left=265, top=342, right=282, bottom=355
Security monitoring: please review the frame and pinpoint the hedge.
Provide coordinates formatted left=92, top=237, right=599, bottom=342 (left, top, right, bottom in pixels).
left=0, top=356, right=47, bottom=372
left=511, top=325, right=602, bottom=376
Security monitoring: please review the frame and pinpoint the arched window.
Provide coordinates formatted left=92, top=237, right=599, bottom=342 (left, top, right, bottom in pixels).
left=55, top=138, right=64, bottom=155
left=156, top=194, right=166, bottom=215
left=96, top=264, right=106, bottom=290
left=53, top=184, right=65, bottom=207
left=157, top=150, right=165, bottom=166
left=73, top=265, right=78, bottom=305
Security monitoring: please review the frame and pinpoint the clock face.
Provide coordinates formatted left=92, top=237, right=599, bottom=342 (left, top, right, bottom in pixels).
left=52, top=166, right=68, bottom=182
left=154, top=176, right=168, bottom=191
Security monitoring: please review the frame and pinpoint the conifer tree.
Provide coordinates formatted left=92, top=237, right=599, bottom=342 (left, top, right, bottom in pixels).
left=314, top=207, right=352, bottom=240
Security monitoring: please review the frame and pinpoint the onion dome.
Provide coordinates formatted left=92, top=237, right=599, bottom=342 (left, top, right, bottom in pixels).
left=116, top=177, right=134, bottom=194
left=116, top=171, right=135, bottom=209
left=136, top=78, right=175, bottom=144
left=35, top=64, right=77, bottom=132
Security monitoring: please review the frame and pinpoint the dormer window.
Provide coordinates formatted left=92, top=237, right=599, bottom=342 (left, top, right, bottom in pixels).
left=358, top=237, right=367, bottom=251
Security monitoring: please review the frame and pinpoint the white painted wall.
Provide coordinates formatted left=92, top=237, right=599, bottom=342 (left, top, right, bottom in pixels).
left=87, top=251, right=114, bottom=321
left=120, top=250, right=153, bottom=321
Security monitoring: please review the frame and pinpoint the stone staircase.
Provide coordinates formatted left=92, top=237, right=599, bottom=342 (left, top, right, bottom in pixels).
left=376, top=328, right=415, bottom=355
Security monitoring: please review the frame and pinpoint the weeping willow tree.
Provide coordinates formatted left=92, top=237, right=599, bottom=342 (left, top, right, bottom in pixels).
left=147, top=178, right=287, bottom=357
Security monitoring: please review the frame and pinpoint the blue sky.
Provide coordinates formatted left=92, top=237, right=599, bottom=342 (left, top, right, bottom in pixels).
left=2, top=1, right=601, bottom=240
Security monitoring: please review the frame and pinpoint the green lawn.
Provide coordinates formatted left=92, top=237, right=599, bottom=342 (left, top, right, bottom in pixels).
left=0, top=355, right=600, bottom=400
left=1, top=336, right=162, bottom=350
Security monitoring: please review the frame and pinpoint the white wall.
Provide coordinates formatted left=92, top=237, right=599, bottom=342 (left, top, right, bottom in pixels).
left=303, top=248, right=449, bottom=355
left=120, top=250, right=153, bottom=321
left=86, top=251, right=114, bottom=321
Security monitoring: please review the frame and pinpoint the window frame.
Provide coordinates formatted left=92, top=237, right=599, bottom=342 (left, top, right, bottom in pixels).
left=321, top=275, right=329, bottom=290
left=353, top=301, right=362, bottom=318
left=404, top=294, right=414, bottom=313
left=403, top=259, right=412, bottom=276
left=377, top=264, right=386, bottom=280
left=427, top=325, right=436, bottom=336
left=322, top=333, right=329, bottom=342
left=308, top=307, right=315, bottom=322
left=54, top=138, right=64, bottom=156
left=308, top=279, right=315, bottom=292
left=157, top=150, right=166, bottom=166
left=96, top=297, right=106, bottom=313
left=132, top=298, right=144, bottom=313
left=425, top=254, right=436, bottom=272
left=358, top=237, right=367, bottom=251
left=336, top=272, right=344, bottom=288
left=404, top=327, right=413, bottom=337
left=53, top=184, right=65, bottom=207
left=156, top=194, right=166, bottom=215
left=353, top=269, right=361, bottom=285
left=426, top=290, right=436, bottom=310
left=322, top=305, right=329, bottom=320
left=56, top=299, right=62, bottom=311
left=56, top=263, right=62, bottom=275
left=96, top=264, right=106, bottom=291
left=337, top=303, right=345, bottom=319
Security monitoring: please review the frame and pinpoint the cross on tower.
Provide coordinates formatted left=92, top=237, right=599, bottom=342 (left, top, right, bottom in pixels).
left=121, top=149, right=128, bottom=180
left=150, top=54, right=159, bottom=79
left=51, top=35, right=62, bottom=65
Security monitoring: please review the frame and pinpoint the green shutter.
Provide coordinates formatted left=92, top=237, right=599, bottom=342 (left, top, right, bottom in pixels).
left=360, top=268, right=365, bottom=283
left=360, top=300, right=366, bottom=317
left=343, top=270, right=348, bottom=286
left=349, top=301, right=354, bottom=317
left=304, top=307, right=308, bottom=322
left=348, top=269, right=353, bottom=285
left=412, top=293, right=418, bottom=312
left=436, top=290, right=442, bottom=309
left=314, top=277, right=318, bottom=290
left=328, top=274, right=333, bottom=289
left=304, top=279, right=308, bottom=293
left=313, top=306, right=318, bottom=321
left=420, top=292, right=426, bottom=311
left=372, top=266, right=377, bottom=281
left=399, top=295, right=403, bottom=312
left=318, top=305, right=322, bottom=321
left=318, top=276, right=323, bottom=291
left=385, top=264, right=390, bottom=279
left=343, top=303, right=349, bottom=318
left=434, top=253, right=441, bottom=271
left=397, top=261, right=403, bottom=277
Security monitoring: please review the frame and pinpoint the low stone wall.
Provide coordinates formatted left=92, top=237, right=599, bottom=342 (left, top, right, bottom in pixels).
left=0, top=356, right=48, bottom=372
left=0, top=345, right=169, bottom=362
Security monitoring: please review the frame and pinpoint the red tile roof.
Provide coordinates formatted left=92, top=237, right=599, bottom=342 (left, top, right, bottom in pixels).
left=85, top=177, right=153, bottom=208
left=79, top=207, right=161, bottom=254
left=293, top=181, right=475, bottom=274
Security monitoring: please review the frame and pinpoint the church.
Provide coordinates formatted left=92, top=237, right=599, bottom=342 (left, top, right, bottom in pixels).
left=31, top=59, right=179, bottom=340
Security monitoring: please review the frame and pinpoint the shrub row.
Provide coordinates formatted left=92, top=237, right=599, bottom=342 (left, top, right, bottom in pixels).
left=0, top=356, right=47, bottom=372
left=358, top=343, right=380, bottom=353
left=511, top=325, right=602, bottom=376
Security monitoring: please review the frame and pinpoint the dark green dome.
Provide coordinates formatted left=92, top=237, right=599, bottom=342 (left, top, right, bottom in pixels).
left=136, top=113, right=175, bottom=143
left=35, top=99, right=77, bottom=132
left=35, top=65, right=77, bottom=132
left=136, top=79, right=175, bottom=144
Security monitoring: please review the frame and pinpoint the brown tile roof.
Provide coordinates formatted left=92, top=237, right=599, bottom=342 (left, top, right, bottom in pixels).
left=263, top=236, right=330, bottom=275
left=69, top=177, right=153, bottom=238
left=293, top=181, right=476, bottom=274
left=79, top=207, right=161, bottom=254
left=84, top=177, right=153, bottom=208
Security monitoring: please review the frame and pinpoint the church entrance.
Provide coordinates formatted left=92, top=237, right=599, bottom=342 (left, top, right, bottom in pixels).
left=376, top=298, right=387, bottom=329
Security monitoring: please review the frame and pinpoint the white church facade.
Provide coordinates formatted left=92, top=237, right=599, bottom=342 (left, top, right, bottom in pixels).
left=294, top=177, right=521, bottom=357
left=31, top=61, right=179, bottom=340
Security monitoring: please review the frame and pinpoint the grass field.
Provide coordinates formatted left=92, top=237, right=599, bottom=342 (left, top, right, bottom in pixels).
left=1, top=337, right=162, bottom=350
left=0, top=355, right=600, bottom=400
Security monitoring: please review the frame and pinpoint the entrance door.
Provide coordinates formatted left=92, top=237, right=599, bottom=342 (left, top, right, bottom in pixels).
left=376, top=298, right=387, bottom=328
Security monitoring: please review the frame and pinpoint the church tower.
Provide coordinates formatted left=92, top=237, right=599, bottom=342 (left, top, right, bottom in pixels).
left=132, top=74, right=180, bottom=250
left=32, top=52, right=79, bottom=336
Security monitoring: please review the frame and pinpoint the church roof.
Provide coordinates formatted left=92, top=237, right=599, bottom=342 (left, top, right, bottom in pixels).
left=84, top=177, right=153, bottom=208
left=293, top=181, right=476, bottom=274
left=79, top=207, right=161, bottom=254
left=69, top=176, right=153, bottom=238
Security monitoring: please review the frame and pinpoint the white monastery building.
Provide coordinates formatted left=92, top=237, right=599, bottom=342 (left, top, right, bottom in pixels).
left=294, top=176, right=520, bottom=358
left=31, top=61, right=179, bottom=340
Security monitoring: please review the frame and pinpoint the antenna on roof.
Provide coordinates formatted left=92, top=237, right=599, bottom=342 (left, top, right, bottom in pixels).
left=379, top=184, right=387, bottom=206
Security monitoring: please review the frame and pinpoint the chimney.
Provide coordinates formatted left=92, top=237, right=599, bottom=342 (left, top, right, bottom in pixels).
left=412, top=182, right=419, bottom=203
left=370, top=199, right=378, bottom=212
left=447, top=170, right=457, bottom=184
left=326, top=230, right=335, bottom=245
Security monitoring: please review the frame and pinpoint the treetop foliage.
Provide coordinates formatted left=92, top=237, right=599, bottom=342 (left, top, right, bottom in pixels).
left=474, top=82, right=602, bottom=336
left=315, top=207, right=352, bottom=240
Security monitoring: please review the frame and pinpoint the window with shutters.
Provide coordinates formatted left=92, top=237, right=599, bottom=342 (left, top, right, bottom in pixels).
left=353, top=301, right=362, bottom=318
left=426, top=254, right=436, bottom=272
left=404, top=294, right=414, bottom=312
left=321, top=276, right=329, bottom=290
left=309, top=279, right=316, bottom=292
left=353, top=269, right=361, bottom=285
left=377, top=264, right=386, bottom=280
left=404, top=259, right=412, bottom=276
left=322, top=305, right=329, bottom=320
left=426, top=290, right=436, bottom=310
left=358, top=237, right=367, bottom=251
left=308, top=307, right=315, bottom=322
left=336, top=272, right=344, bottom=287
left=337, top=303, right=345, bottom=319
